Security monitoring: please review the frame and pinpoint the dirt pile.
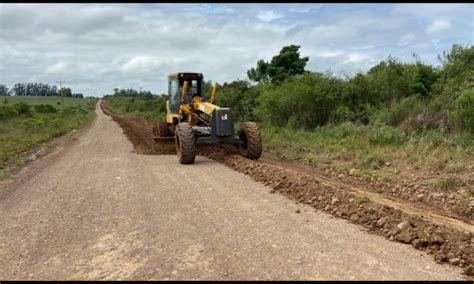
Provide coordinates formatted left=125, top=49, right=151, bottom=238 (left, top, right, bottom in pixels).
left=315, top=163, right=473, bottom=224
left=100, top=100, right=474, bottom=277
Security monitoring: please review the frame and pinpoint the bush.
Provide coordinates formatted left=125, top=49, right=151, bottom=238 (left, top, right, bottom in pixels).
left=22, top=114, right=47, bottom=129
left=369, top=125, right=406, bottom=145
left=330, top=105, right=354, bottom=124
left=256, top=72, right=344, bottom=129
left=369, top=96, right=426, bottom=131
left=0, top=105, right=18, bottom=119
left=13, top=102, right=32, bottom=115
left=34, top=104, right=57, bottom=113
left=450, top=89, right=474, bottom=133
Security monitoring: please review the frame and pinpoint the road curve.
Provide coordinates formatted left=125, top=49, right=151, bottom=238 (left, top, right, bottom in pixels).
left=0, top=102, right=466, bottom=280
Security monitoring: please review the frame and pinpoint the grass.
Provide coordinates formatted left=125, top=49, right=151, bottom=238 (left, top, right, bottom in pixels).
left=0, top=96, right=97, bottom=170
left=104, top=95, right=166, bottom=120
left=2, top=96, right=93, bottom=107
left=354, top=195, right=370, bottom=205
left=262, top=122, right=474, bottom=193
left=434, top=176, right=462, bottom=192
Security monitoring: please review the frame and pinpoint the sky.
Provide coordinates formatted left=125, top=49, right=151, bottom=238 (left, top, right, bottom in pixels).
left=0, top=3, right=472, bottom=97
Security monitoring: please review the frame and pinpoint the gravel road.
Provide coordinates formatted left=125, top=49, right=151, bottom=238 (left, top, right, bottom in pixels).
left=0, top=103, right=466, bottom=280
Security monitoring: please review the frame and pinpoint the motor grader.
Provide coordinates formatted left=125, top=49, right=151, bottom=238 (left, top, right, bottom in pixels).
left=152, top=72, right=262, bottom=164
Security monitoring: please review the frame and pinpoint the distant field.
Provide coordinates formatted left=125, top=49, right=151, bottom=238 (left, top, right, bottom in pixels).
left=2, top=96, right=91, bottom=107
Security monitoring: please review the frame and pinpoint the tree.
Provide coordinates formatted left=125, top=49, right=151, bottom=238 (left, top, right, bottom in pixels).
left=0, top=84, right=8, bottom=96
left=247, top=45, right=309, bottom=84
left=58, top=87, right=72, bottom=97
left=217, top=80, right=261, bottom=122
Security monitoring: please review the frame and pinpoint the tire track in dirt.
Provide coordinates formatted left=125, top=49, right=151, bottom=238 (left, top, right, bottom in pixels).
left=101, top=100, right=474, bottom=277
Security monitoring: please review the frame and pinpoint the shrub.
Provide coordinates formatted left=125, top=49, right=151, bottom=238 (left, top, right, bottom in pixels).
left=450, top=89, right=474, bottom=133
left=0, top=105, right=18, bottom=119
left=34, top=104, right=57, bottom=113
left=435, top=176, right=461, bottom=191
left=362, top=153, right=385, bottom=169
left=22, top=114, right=47, bottom=129
left=330, top=105, right=354, bottom=124
left=368, top=125, right=406, bottom=145
left=13, top=102, right=32, bottom=115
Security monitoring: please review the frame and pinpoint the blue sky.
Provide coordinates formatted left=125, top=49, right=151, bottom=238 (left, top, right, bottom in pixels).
left=0, top=3, right=472, bottom=96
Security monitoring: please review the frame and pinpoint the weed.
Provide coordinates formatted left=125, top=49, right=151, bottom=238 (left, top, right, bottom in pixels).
left=362, top=153, right=385, bottom=170
left=354, top=195, right=370, bottom=205
left=46, top=142, right=55, bottom=150
left=2, top=169, right=11, bottom=179
left=434, top=176, right=461, bottom=191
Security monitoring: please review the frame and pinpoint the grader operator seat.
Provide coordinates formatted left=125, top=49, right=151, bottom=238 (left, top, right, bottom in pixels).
left=168, top=72, right=203, bottom=112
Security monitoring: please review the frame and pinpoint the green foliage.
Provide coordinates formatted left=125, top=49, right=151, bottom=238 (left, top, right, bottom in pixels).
left=34, top=104, right=57, bottom=114
left=0, top=84, right=8, bottom=96
left=435, top=176, right=461, bottom=192
left=247, top=45, right=309, bottom=84
left=104, top=89, right=167, bottom=120
left=368, top=126, right=406, bottom=145
left=256, top=72, right=345, bottom=129
left=330, top=105, right=354, bottom=124
left=450, top=89, right=474, bottom=133
left=217, top=80, right=261, bottom=122
left=0, top=104, right=18, bottom=119
left=362, top=153, right=385, bottom=169
left=354, top=195, right=370, bottom=205
left=13, top=102, right=32, bottom=115
left=0, top=97, right=95, bottom=167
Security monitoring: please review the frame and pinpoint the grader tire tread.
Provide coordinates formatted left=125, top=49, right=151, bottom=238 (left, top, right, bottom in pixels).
left=176, top=123, right=196, bottom=164
left=240, top=122, right=262, bottom=160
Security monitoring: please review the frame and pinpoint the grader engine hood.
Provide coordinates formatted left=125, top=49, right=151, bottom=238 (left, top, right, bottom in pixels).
left=211, top=108, right=234, bottom=137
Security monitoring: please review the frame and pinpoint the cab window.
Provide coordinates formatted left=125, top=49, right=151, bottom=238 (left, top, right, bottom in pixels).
left=169, top=78, right=179, bottom=112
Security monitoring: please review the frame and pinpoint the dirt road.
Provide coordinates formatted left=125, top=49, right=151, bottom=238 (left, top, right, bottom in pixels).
left=0, top=102, right=467, bottom=280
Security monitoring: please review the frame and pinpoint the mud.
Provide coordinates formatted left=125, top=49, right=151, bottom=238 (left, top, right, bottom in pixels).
left=100, top=100, right=474, bottom=277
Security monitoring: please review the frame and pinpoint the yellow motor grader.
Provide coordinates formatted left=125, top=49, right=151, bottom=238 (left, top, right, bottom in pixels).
left=153, top=72, right=262, bottom=164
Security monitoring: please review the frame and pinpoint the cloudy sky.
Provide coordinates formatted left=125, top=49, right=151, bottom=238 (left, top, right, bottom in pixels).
left=0, top=3, right=472, bottom=97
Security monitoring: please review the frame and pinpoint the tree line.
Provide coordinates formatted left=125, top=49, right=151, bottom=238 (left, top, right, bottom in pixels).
left=0, top=82, right=84, bottom=98
left=217, top=44, right=473, bottom=134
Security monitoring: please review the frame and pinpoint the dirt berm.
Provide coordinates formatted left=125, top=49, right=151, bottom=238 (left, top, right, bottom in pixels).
left=100, top=100, right=474, bottom=277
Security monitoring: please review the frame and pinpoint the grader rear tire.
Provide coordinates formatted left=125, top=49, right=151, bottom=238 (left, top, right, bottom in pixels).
left=153, top=120, right=170, bottom=138
left=239, top=122, right=262, bottom=160
left=175, top=123, right=196, bottom=164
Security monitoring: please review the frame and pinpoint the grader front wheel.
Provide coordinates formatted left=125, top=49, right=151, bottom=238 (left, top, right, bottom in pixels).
left=175, top=123, right=196, bottom=164
left=239, top=122, right=262, bottom=160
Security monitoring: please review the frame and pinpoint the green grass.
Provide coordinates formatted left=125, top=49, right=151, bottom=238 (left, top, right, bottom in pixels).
left=262, top=122, right=474, bottom=193
left=2, top=96, right=92, bottom=107
left=0, top=96, right=97, bottom=170
left=434, top=176, right=462, bottom=192
left=354, top=195, right=370, bottom=205
left=104, top=95, right=166, bottom=121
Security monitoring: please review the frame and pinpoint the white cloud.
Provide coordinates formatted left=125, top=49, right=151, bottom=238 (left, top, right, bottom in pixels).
left=256, top=10, right=283, bottom=22
left=343, top=53, right=372, bottom=64
left=120, top=56, right=165, bottom=73
left=47, top=61, right=68, bottom=74
left=314, top=50, right=344, bottom=58
left=426, top=20, right=452, bottom=35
